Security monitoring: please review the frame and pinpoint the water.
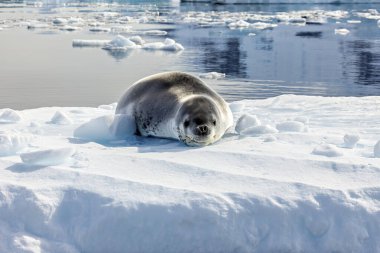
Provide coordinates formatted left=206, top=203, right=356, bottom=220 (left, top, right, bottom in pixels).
left=0, top=1, right=379, bottom=109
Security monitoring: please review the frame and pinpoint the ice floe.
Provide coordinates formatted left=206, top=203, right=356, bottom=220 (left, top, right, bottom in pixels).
left=199, top=72, right=226, bottom=80
left=335, top=28, right=350, bottom=35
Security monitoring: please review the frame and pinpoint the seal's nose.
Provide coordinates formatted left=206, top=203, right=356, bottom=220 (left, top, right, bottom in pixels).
left=196, top=125, right=210, bottom=136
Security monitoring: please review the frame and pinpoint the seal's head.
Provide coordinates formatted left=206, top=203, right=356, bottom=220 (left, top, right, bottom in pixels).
left=176, top=95, right=223, bottom=146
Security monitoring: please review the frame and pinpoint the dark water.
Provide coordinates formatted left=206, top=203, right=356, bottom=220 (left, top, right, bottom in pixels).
left=0, top=1, right=379, bottom=109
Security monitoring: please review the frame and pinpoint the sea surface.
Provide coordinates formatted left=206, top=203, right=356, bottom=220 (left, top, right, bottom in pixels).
left=0, top=0, right=379, bottom=109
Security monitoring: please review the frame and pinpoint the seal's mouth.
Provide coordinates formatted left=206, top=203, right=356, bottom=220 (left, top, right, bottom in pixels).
left=183, top=135, right=216, bottom=146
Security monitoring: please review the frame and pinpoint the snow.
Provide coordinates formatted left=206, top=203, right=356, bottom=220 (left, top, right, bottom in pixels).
left=276, top=121, right=306, bottom=132
left=102, top=35, right=140, bottom=50
left=142, top=38, right=184, bottom=52
left=20, top=147, right=76, bottom=166
left=1, top=95, right=380, bottom=251
left=49, top=111, right=73, bottom=125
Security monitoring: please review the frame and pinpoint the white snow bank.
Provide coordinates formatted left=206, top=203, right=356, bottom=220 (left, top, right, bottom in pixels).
left=0, top=95, right=380, bottom=252
left=20, top=147, right=76, bottom=166
left=343, top=134, right=360, bottom=148
left=49, top=111, right=73, bottom=125
left=235, top=114, right=261, bottom=134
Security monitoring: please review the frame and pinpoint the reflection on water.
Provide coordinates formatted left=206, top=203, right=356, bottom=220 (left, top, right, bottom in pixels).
left=0, top=1, right=380, bottom=108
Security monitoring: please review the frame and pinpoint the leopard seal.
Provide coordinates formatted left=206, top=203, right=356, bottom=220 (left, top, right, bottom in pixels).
left=113, top=71, right=233, bottom=146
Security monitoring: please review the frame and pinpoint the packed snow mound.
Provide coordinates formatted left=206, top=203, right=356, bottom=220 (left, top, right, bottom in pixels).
left=49, top=111, right=73, bottom=125
left=0, top=95, right=380, bottom=253
left=343, top=134, right=360, bottom=148
left=20, top=147, right=76, bottom=166
left=235, top=114, right=261, bottom=134
left=0, top=132, right=32, bottom=156
left=0, top=109, right=23, bottom=123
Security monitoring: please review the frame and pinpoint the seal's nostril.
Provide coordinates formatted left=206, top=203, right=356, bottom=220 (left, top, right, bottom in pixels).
left=197, top=125, right=209, bottom=135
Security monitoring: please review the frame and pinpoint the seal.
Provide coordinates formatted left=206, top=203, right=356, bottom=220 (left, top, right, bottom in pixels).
left=113, top=71, right=233, bottom=146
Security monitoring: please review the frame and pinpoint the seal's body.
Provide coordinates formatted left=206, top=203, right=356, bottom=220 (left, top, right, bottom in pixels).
left=115, top=72, right=233, bottom=146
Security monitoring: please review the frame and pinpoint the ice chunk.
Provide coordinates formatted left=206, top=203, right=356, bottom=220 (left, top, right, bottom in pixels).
left=251, top=22, right=277, bottom=30
left=49, top=111, right=73, bottom=125
left=335, top=28, right=350, bottom=35
left=343, top=134, right=360, bottom=149
left=228, top=20, right=250, bottom=29
left=374, top=141, right=380, bottom=158
left=89, top=27, right=111, bottom=32
left=240, top=125, right=278, bottom=136
left=276, top=121, right=305, bottom=132
left=27, top=22, right=49, bottom=29
left=347, top=20, right=361, bottom=24
left=312, top=144, right=343, bottom=157
left=143, top=38, right=184, bottom=52
left=20, top=147, right=76, bottom=166
left=143, top=30, right=167, bottom=36
left=235, top=114, right=261, bottom=134
left=52, top=18, right=68, bottom=25
left=248, top=33, right=256, bottom=36
left=60, top=25, right=81, bottom=31
left=129, top=36, right=145, bottom=45
left=0, top=109, right=23, bottom=123
left=103, top=35, right=139, bottom=50
left=72, top=39, right=110, bottom=47
left=199, top=72, right=225, bottom=80
left=229, top=102, right=245, bottom=114
left=0, top=132, right=32, bottom=156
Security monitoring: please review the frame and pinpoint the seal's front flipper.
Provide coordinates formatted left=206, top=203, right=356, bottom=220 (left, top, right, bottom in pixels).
left=110, top=114, right=136, bottom=139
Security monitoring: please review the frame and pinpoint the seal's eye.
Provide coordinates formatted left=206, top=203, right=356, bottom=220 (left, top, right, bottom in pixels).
left=184, top=120, right=190, bottom=127
left=212, top=120, right=216, bottom=126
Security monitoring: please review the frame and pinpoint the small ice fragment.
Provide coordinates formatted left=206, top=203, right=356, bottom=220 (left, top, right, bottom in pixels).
left=20, top=147, right=76, bottom=166
left=199, top=72, right=225, bottom=80
left=0, top=133, right=32, bottom=156
left=378, top=20, right=380, bottom=27
left=228, top=20, right=250, bottom=29
left=276, top=121, right=305, bottom=132
left=347, top=20, right=361, bottom=24
left=143, top=30, right=167, bottom=36
left=27, top=22, right=49, bottom=29
left=312, top=144, right=343, bottom=157
left=89, top=27, right=111, bottom=32
left=143, top=38, right=184, bottom=52
left=335, top=28, right=350, bottom=35
left=235, top=114, right=261, bottom=134
left=49, top=111, right=73, bottom=125
left=248, top=33, right=256, bottom=36
left=72, top=39, right=110, bottom=47
left=240, top=125, right=278, bottom=136
left=251, top=22, right=277, bottom=30
left=374, top=141, right=380, bottom=158
left=129, top=36, right=145, bottom=45
left=343, top=134, right=360, bottom=148
left=52, top=18, right=68, bottom=25
left=60, top=25, right=81, bottom=31
left=0, top=109, right=22, bottom=123
left=103, top=35, right=138, bottom=50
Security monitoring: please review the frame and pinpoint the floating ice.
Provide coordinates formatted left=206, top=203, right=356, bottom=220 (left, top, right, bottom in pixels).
left=228, top=20, right=250, bottom=29
left=347, top=20, right=361, bottom=24
left=20, top=147, right=76, bottom=166
left=0, top=132, right=32, bottom=156
left=49, top=111, right=73, bottom=125
left=0, top=109, right=22, bottom=123
left=335, top=28, right=350, bottom=35
left=378, top=20, right=380, bottom=27
left=235, top=114, right=261, bottom=134
left=199, top=72, right=225, bottom=80
left=312, top=144, right=343, bottom=157
left=89, top=27, right=111, bottom=32
left=276, top=121, right=305, bottom=132
left=240, top=125, right=278, bottom=136
left=251, top=22, right=278, bottom=30
left=27, top=22, right=49, bottom=29
left=72, top=39, right=110, bottom=47
left=374, top=141, right=380, bottom=158
left=60, top=25, right=81, bottom=31
left=143, top=30, right=168, bottom=36
left=129, top=36, right=145, bottom=45
left=143, top=38, right=184, bottom=52
left=52, top=18, right=68, bottom=25
left=343, top=134, right=360, bottom=149
left=103, top=35, right=139, bottom=50
left=248, top=33, right=256, bottom=36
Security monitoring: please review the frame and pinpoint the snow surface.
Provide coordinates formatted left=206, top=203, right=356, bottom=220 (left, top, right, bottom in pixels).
left=1, top=95, right=380, bottom=252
